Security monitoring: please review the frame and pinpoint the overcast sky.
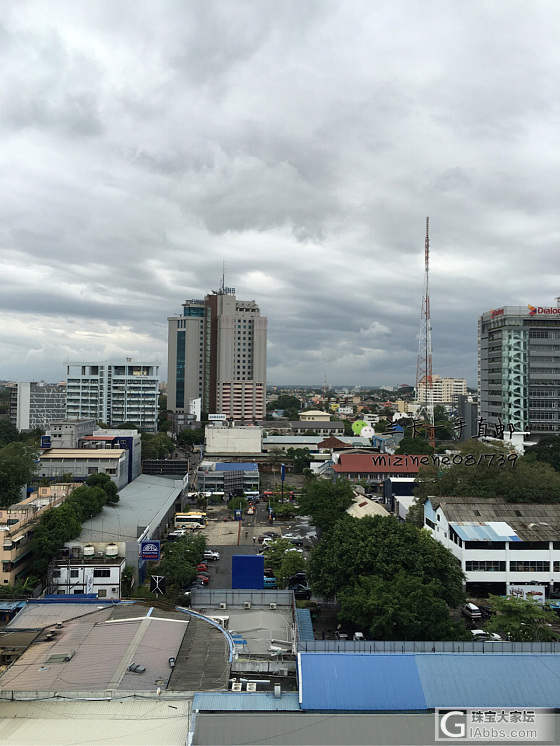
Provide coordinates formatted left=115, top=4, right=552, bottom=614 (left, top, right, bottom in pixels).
left=1, top=1, right=559, bottom=388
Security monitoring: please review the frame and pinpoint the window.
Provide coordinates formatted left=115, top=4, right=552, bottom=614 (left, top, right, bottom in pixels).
left=70, top=570, right=79, bottom=578
left=94, top=569, right=111, bottom=578
left=97, top=589, right=107, bottom=598
left=88, top=467, right=99, bottom=475
left=425, top=518, right=435, bottom=529
left=509, top=561, right=550, bottom=572
left=52, top=570, right=61, bottom=578
left=466, top=561, right=506, bottom=572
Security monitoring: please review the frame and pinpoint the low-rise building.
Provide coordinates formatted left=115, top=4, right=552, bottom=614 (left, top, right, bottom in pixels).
left=424, top=496, right=560, bottom=597
left=9, top=382, right=66, bottom=432
left=331, top=454, right=421, bottom=492
left=205, top=425, right=263, bottom=455
left=38, top=449, right=130, bottom=490
left=196, top=462, right=259, bottom=495
left=0, top=484, right=79, bottom=586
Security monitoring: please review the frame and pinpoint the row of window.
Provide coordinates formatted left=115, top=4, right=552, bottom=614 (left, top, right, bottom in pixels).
left=52, top=568, right=113, bottom=578
left=466, top=561, right=560, bottom=572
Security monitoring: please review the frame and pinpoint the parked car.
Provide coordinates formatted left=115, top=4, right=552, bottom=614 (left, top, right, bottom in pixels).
left=258, top=532, right=280, bottom=543
left=196, top=570, right=210, bottom=579
left=462, top=603, right=482, bottom=619
left=353, top=632, right=365, bottom=641
left=263, top=577, right=278, bottom=589
left=282, top=533, right=304, bottom=546
left=196, top=574, right=209, bottom=585
left=471, top=630, right=502, bottom=641
left=196, top=563, right=208, bottom=572
left=289, top=572, right=307, bottom=585
left=334, top=631, right=349, bottom=640
left=183, top=580, right=206, bottom=593
left=288, top=584, right=312, bottom=600
left=203, top=550, right=220, bottom=561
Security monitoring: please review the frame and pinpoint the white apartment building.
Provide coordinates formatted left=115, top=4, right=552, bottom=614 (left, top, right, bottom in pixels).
left=424, top=496, right=560, bottom=598
left=65, top=360, right=159, bottom=432
left=416, top=375, right=467, bottom=406
left=9, top=382, right=66, bottom=431
left=51, top=547, right=126, bottom=599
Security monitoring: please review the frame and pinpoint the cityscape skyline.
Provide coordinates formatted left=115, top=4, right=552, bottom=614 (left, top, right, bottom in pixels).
left=1, top=3, right=559, bottom=386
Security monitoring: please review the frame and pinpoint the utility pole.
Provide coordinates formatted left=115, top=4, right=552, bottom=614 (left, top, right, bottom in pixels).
left=416, top=217, right=435, bottom=448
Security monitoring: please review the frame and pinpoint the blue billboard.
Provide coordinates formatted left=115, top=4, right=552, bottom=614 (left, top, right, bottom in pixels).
left=140, top=540, right=161, bottom=561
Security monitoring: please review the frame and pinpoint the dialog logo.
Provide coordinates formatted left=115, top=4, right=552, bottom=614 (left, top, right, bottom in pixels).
left=528, top=304, right=537, bottom=315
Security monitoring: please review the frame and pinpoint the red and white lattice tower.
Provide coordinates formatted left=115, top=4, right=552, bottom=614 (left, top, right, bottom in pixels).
left=415, top=217, right=435, bottom=447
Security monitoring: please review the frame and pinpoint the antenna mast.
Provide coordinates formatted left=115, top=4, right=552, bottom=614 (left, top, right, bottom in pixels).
left=415, top=217, right=435, bottom=448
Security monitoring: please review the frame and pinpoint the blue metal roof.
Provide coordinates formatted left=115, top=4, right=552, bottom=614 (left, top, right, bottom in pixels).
left=295, top=608, right=315, bottom=642
left=193, top=692, right=300, bottom=711
left=299, top=653, right=426, bottom=711
left=214, top=462, right=258, bottom=472
left=417, top=654, right=560, bottom=708
left=298, top=653, right=560, bottom=711
left=450, top=523, right=520, bottom=542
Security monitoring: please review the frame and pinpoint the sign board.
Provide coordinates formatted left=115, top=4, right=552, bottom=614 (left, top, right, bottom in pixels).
left=234, top=509, right=243, bottom=521
left=150, top=575, right=167, bottom=595
left=141, top=540, right=161, bottom=561
left=40, top=435, right=52, bottom=449
left=507, top=584, right=546, bottom=604
left=209, top=413, right=227, bottom=421
left=280, top=463, right=286, bottom=482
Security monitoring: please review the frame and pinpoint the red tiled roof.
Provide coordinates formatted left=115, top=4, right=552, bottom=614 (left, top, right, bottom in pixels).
left=332, top=453, right=421, bottom=474
left=318, top=436, right=349, bottom=449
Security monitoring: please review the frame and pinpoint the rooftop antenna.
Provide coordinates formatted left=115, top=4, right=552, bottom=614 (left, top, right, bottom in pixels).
left=221, top=261, right=226, bottom=294
left=415, top=217, right=435, bottom=448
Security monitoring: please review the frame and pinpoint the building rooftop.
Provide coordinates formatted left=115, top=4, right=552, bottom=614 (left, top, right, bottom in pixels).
left=429, top=496, right=560, bottom=542
left=333, top=454, right=421, bottom=475
left=71, top=474, right=184, bottom=544
left=39, top=449, right=125, bottom=459
left=298, top=652, right=560, bottom=710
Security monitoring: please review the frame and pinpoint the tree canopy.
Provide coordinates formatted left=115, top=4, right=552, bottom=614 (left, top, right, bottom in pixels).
left=297, top=479, right=354, bottom=533
left=525, top=435, right=560, bottom=472
left=266, top=395, right=301, bottom=412
left=141, top=432, right=175, bottom=459
left=0, top=441, right=39, bottom=508
left=308, top=514, right=464, bottom=608
left=485, top=595, right=559, bottom=641
left=338, top=572, right=470, bottom=641
left=158, top=533, right=207, bottom=589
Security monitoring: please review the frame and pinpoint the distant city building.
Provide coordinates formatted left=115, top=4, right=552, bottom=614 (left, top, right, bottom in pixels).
left=415, top=375, right=467, bottom=406
left=167, top=285, right=267, bottom=424
left=9, top=382, right=66, bottom=431
left=479, top=304, right=560, bottom=438
left=65, top=361, right=159, bottom=432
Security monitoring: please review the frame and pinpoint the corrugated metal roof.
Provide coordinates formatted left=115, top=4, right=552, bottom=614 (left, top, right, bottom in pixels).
left=449, top=522, right=519, bottom=542
left=295, top=608, right=314, bottom=642
left=298, top=653, right=560, bottom=711
left=193, top=692, right=300, bottom=711
left=299, top=653, right=426, bottom=711
left=417, top=654, right=560, bottom=708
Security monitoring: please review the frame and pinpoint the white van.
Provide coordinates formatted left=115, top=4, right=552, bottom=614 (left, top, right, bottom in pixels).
left=462, top=603, right=482, bottom=619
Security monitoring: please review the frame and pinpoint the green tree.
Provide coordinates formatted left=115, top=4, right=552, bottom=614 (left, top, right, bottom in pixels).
left=86, top=472, right=119, bottom=503
left=395, top=437, right=434, bottom=455
left=30, top=504, right=83, bottom=574
left=413, top=440, right=560, bottom=503
left=485, top=595, right=559, bottom=641
left=308, top=514, right=464, bottom=607
left=0, top=420, right=21, bottom=447
left=0, top=442, right=39, bottom=508
left=338, top=572, right=470, bottom=641
left=374, top=420, right=388, bottom=433
left=297, top=479, right=354, bottom=533
left=343, top=420, right=353, bottom=436
left=261, top=538, right=295, bottom=576
left=266, top=395, right=301, bottom=412
left=286, top=447, right=311, bottom=474
left=158, top=533, right=206, bottom=589
left=525, top=436, right=560, bottom=472
left=177, top=428, right=205, bottom=450
left=278, top=550, right=306, bottom=588
left=141, top=432, right=175, bottom=459
left=228, top=496, right=248, bottom=512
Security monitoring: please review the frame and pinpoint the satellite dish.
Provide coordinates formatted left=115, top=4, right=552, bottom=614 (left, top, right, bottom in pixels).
left=360, top=426, right=375, bottom=438
left=352, top=420, right=368, bottom=435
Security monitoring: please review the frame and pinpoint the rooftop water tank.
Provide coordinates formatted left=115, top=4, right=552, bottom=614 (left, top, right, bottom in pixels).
left=83, top=545, right=95, bottom=557
left=105, top=543, right=118, bottom=558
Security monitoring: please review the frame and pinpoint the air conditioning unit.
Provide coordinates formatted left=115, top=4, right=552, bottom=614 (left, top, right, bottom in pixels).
left=231, top=682, right=242, bottom=692
left=246, top=683, right=257, bottom=692
left=269, top=602, right=277, bottom=610
left=244, top=601, right=251, bottom=609
left=219, top=602, right=227, bottom=610
left=111, top=588, right=117, bottom=592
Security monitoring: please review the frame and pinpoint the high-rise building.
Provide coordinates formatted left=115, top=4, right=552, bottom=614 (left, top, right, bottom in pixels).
left=415, top=375, right=467, bottom=406
left=9, top=382, right=67, bottom=431
left=168, top=286, right=267, bottom=422
left=478, top=304, right=560, bottom=438
left=65, top=361, right=159, bottom=432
